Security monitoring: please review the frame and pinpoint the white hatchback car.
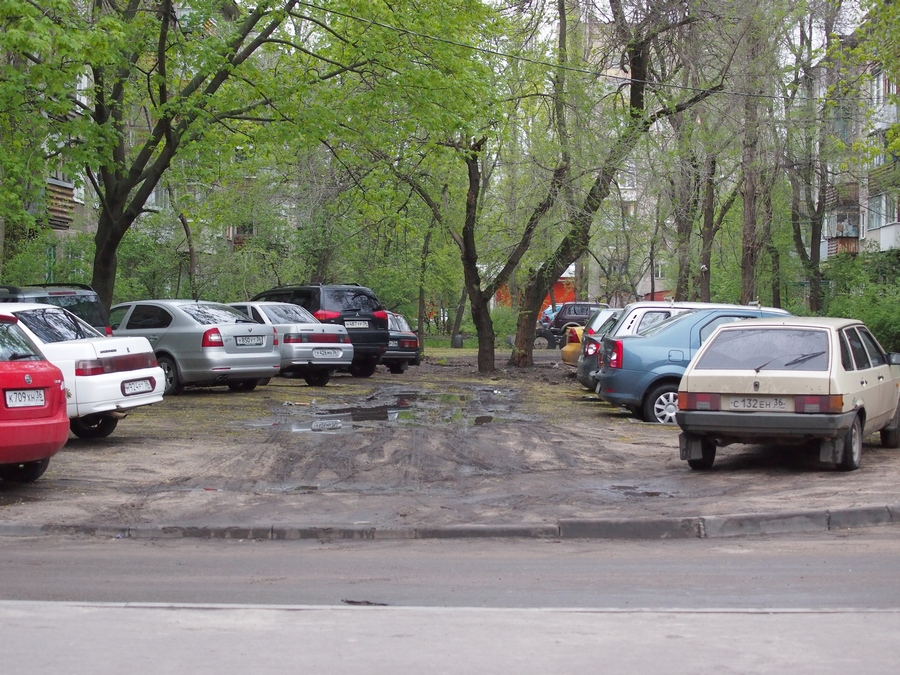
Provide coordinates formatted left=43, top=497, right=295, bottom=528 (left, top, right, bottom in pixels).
left=677, top=317, right=900, bottom=471
left=5, top=303, right=165, bottom=439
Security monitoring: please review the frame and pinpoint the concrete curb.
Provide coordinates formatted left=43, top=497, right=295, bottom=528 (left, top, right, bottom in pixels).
left=1, top=505, right=898, bottom=541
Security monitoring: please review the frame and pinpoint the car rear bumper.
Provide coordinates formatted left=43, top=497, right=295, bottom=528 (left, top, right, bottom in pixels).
left=71, top=367, right=165, bottom=417
left=676, top=409, right=858, bottom=443
left=281, top=344, right=354, bottom=369
left=0, top=415, right=69, bottom=464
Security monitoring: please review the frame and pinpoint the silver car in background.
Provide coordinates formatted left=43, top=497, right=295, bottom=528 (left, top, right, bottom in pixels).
left=229, top=301, right=354, bottom=387
left=108, top=300, right=281, bottom=395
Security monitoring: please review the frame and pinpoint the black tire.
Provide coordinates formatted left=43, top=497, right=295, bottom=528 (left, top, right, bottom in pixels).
left=626, top=404, right=645, bottom=421
left=881, top=403, right=900, bottom=448
left=304, top=370, right=331, bottom=387
left=157, top=355, right=183, bottom=395
left=687, top=438, right=717, bottom=471
left=643, top=383, right=680, bottom=425
left=348, top=359, right=378, bottom=378
left=0, top=458, right=50, bottom=483
left=70, top=415, right=119, bottom=440
left=838, top=415, right=862, bottom=471
left=388, top=362, right=408, bottom=374
left=227, top=379, right=259, bottom=392
left=257, top=378, right=271, bottom=387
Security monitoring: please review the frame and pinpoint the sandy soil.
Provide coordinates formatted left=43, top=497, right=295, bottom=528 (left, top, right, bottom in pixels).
left=2, top=352, right=899, bottom=530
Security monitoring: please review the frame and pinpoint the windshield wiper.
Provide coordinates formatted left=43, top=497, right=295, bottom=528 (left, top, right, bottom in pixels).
left=783, top=351, right=826, bottom=367
left=9, top=352, right=38, bottom=360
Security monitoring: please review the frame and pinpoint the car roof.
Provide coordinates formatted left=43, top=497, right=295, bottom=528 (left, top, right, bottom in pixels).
left=0, top=301, right=75, bottom=313
left=709, top=316, right=862, bottom=330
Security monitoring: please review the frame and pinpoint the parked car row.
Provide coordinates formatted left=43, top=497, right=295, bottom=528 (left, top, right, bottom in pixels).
left=565, top=300, right=900, bottom=472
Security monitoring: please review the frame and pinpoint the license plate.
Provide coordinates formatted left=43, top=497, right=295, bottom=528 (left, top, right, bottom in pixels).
left=6, top=389, right=44, bottom=408
left=313, top=349, right=340, bottom=358
left=312, top=419, right=342, bottom=431
left=388, top=340, right=399, bottom=348
left=727, top=396, right=788, bottom=411
left=236, top=335, right=264, bottom=346
left=345, top=320, right=368, bottom=329
left=123, top=379, right=153, bottom=395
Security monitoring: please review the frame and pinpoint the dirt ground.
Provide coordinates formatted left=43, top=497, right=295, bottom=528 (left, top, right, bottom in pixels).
left=3, top=349, right=900, bottom=530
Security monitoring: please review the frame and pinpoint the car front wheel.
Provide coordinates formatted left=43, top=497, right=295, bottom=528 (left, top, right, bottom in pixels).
left=70, top=415, right=119, bottom=439
left=838, top=415, right=862, bottom=471
left=0, top=458, right=50, bottom=483
left=644, top=383, right=679, bottom=425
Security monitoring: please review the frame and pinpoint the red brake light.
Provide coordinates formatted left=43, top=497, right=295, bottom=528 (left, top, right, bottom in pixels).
left=794, top=395, right=843, bottom=414
left=399, top=337, right=418, bottom=349
left=202, top=328, right=224, bottom=347
left=314, top=310, right=341, bottom=321
left=373, top=310, right=388, bottom=321
left=607, top=340, right=623, bottom=369
left=567, top=328, right=578, bottom=342
left=273, top=327, right=278, bottom=346
left=75, top=353, right=158, bottom=376
left=678, top=392, right=721, bottom=411
left=105, top=326, right=113, bottom=336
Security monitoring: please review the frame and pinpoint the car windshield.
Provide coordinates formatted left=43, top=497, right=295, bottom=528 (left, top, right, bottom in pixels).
left=261, top=304, right=317, bottom=324
left=0, top=322, right=44, bottom=361
left=694, top=328, right=830, bottom=371
left=179, top=303, right=257, bottom=325
left=638, top=310, right=696, bottom=336
left=322, top=288, right=381, bottom=312
left=14, top=307, right=104, bottom=343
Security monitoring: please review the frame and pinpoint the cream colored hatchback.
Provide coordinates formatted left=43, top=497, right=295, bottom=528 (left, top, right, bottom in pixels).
left=676, top=317, right=900, bottom=471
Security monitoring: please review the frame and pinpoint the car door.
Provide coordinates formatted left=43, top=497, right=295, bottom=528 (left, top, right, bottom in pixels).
left=854, top=326, right=896, bottom=429
left=116, top=304, right=174, bottom=349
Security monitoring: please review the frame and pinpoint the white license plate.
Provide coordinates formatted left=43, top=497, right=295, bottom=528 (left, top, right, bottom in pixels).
left=727, top=396, right=788, bottom=411
left=123, top=379, right=153, bottom=395
left=312, top=419, right=342, bottom=431
left=388, top=340, right=399, bottom=348
left=6, top=389, right=44, bottom=408
left=236, top=335, right=264, bottom=346
left=345, top=320, right=368, bottom=329
left=313, top=349, right=340, bottom=358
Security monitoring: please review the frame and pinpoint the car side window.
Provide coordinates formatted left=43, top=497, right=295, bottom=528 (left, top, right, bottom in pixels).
left=699, top=316, right=745, bottom=343
left=858, top=327, right=886, bottom=367
left=839, top=332, right=855, bottom=371
left=126, top=305, right=172, bottom=330
left=637, top=311, right=670, bottom=332
left=250, top=307, right=266, bottom=324
left=844, top=327, right=871, bottom=370
left=108, top=306, right=126, bottom=330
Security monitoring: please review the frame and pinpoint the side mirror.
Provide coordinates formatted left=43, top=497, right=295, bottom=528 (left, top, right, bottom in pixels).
left=888, top=353, right=900, bottom=366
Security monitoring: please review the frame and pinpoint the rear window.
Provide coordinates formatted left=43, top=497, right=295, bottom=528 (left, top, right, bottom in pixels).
left=14, top=307, right=104, bottom=343
left=178, top=303, right=257, bottom=325
left=32, top=293, right=108, bottom=329
left=261, top=304, right=317, bottom=324
left=322, top=288, right=382, bottom=313
left=0, top=322, right=44, bottom=361
left=694, top=328, right=829, bottom=371
left=389, top=313, right=412, bottom=332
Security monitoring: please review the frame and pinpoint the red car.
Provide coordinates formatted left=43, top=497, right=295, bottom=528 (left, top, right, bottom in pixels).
left=0, top=314, right=69, bottom=483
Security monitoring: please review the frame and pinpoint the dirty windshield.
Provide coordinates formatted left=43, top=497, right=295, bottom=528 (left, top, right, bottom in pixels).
left=694, top=328, right=829, bottom=371
left=180, top=303, right=257, bottom=325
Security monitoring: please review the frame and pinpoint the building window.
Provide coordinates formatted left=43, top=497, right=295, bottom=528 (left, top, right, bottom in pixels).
left=868, top=194, right=884, bottom=230
left=654, top=261, right=664, bottom=279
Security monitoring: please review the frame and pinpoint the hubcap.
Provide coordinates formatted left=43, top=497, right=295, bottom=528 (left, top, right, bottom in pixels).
left=654, top=392, right=679, bottom=424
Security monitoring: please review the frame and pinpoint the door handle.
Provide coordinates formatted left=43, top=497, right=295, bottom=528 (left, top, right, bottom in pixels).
left=861, top=379, right=868, bottom=386
left=879, top=375, right=885, bottom=381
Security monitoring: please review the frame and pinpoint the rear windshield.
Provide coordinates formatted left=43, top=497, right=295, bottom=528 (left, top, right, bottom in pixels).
left=323, top=288, right=382, bottom=312
left=0, top=322, right=44, bottom=361
left=14, top=307, right=104, bottom=343
left=695, top=328, right=830, bottom=371
left=179, top=303, right=257, bottom=325
left=389, top=313, right=412, bottom=332
left=31, top=293, right=109, bottom=329
left=261, top=303, right=317, bottom=324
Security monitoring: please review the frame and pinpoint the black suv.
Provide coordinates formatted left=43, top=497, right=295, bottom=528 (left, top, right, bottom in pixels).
left=0, top=283, right=111, bottom=335
left=549, top=301, right=609, bottom=342
left=251, top=284, right=389, bottom=377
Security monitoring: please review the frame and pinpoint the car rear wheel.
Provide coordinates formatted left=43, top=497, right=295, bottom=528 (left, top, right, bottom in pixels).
left=644, top=383, right=679, bottom=424
left=304, top=370, right=331, bottom=387
left=227, top=380, right=259, bottom=392
left=0, top=458, right=50, bottom=483
left=838, top=415, right=862, bottom=471
left=687, top=438, right=717, bottom=471
left=388, top=362, right=408, bottom=374
left=349, top=359, right=378, bottom=378
left=70, top=415, right=119, bottom=440
left=880, top=403, right=900, bottom=448
left=157, top=355, right=184, bottom=395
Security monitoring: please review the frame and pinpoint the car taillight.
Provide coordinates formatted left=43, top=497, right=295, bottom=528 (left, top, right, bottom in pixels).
left=75, top=352, right=158, bottom=376
left=272, top=327, right=278, bottom=346
left=607, top=340, right=623, bottom=369
left=202, top=328, right=224, bottom=347
left=104, top=326, right=113, bottom=336
left=794, top=395, right=843, bottom=414
left=678, top=392, right=721, bottom=411
left=567, top=328, right=578, bottom=344
left=284, top=333, right=349, bottom=344
left=373, top=310, right=388, bottom=321
left=399, top=337, right=418, bottom=349
left=585, top=341, right=599, bottom=357
left=314, top=310, right=341, bottom=321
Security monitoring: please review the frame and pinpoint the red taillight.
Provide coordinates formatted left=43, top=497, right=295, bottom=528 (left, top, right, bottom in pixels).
left=399, top=337, right=418, bottom=349
left=202, top=328, right=224, bottom=347
left=373, top=310, right=388, bottom=321
left=104, top=326, right=113, bottom=336
left=314, top=310, right=341, bottom=321
left=794, top=395, right=843, bottom=414
left=75, top=352, right=158, bottom=376
left=585, top=341, right=599, bottom=357
left=607, top=340, right=623, bottom=369
left=273, top=327, right=278, bottom=346
left=678, top=392, right=721, bottom=411
left=567, top=328, right=578, bottom=344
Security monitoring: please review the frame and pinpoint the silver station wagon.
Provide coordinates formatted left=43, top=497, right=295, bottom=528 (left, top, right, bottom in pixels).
left=677, top=317, right=900, bottom=471
left=109, top=300, right=281, bottom=395
left=229, top=301, right=353, bottom=387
